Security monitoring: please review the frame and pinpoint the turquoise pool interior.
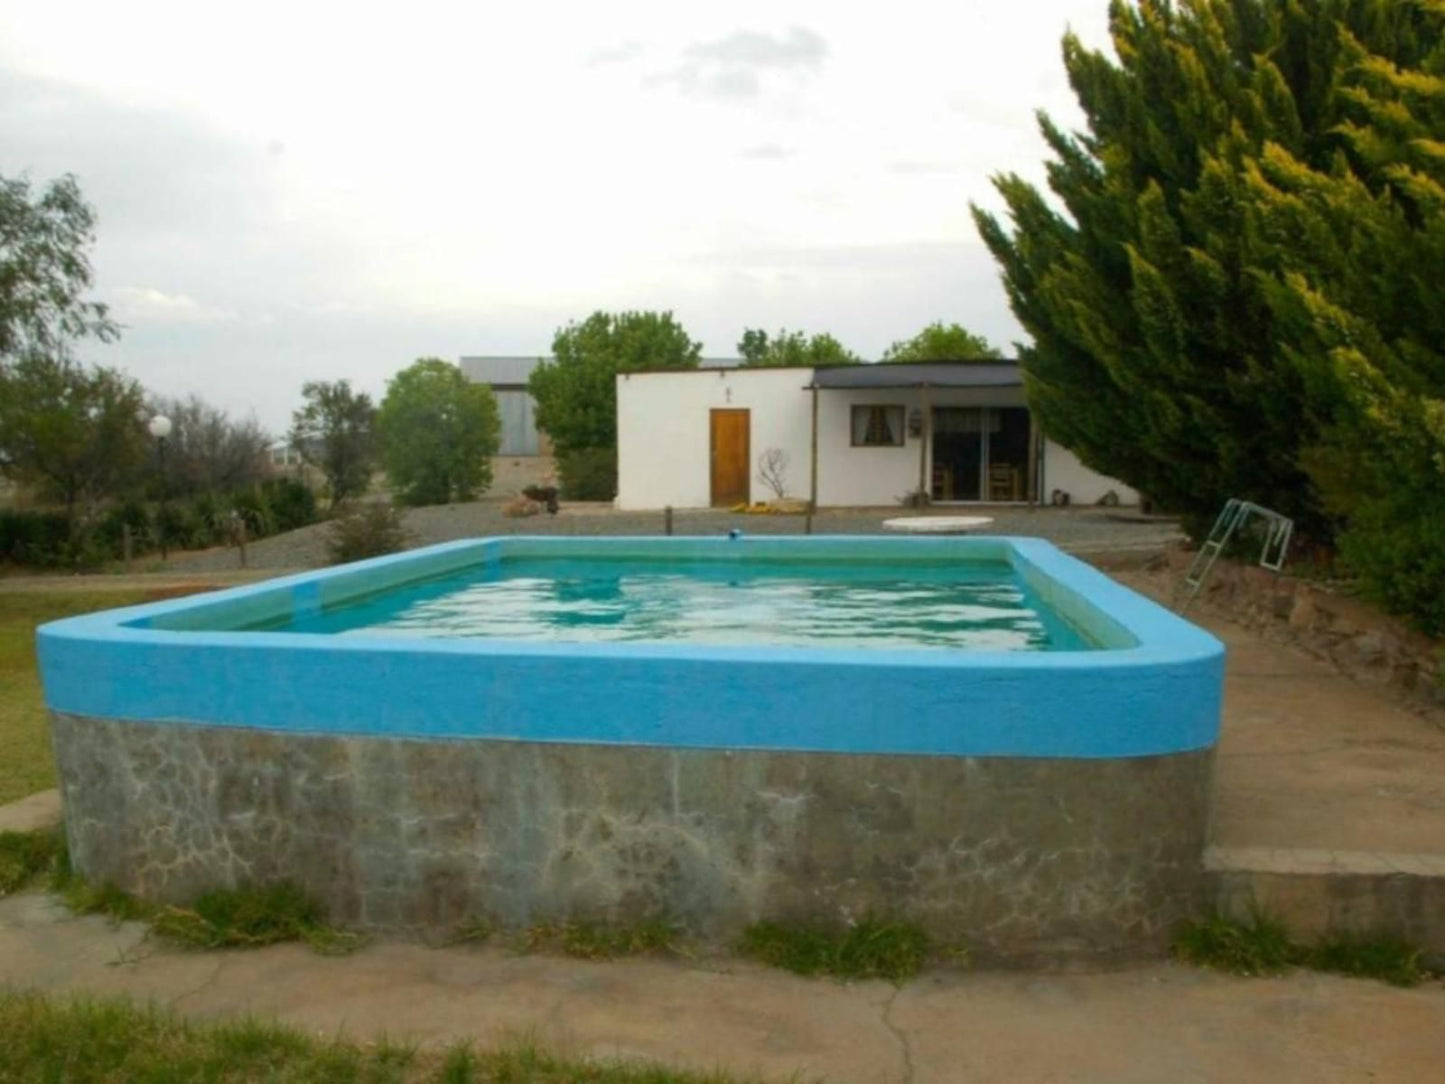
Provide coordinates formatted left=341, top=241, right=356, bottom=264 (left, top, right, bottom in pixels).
left=237, top=555, right=1095, bottom=652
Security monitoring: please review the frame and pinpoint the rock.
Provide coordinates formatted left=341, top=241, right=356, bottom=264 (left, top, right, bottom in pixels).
left=1287, top=592, right=1318, bottom=631
left=503, top=496, right=542, bottom=518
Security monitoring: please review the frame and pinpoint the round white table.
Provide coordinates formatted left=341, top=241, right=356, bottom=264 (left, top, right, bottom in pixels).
left=881, top=516, right=995, bottom=535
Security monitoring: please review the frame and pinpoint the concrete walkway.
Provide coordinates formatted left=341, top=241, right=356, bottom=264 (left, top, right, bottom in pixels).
left=1, top=892, right=1442, bottom=1083
left=1107, top=571, right=1445, bottom=857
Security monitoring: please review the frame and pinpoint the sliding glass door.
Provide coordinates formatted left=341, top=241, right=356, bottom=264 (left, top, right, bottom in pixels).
left=931, top=407, right=1031, bottom=502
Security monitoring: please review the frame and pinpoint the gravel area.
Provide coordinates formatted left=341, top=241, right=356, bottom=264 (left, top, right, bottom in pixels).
left=169, top=502, right=1184, bottom=573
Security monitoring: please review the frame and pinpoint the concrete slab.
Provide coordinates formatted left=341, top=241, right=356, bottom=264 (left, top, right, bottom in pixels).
left=1, top=892, right=1441, bottom=1082
left=1114, top=573, right=1445, bottom=857
left=0, top=790, right=61, bottom=834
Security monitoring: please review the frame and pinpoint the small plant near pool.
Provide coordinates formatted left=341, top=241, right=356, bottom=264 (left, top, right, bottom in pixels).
left=151, top=883, right=364, bottom=954
left=325, top=501, right=409, bottom=564
left=1172, top=911, right=1296, bottom=977
left=441, top=915, right=496, bottom=947
left=1174, top=912, right=1434, bottom=987
left=738, top=916, right=934, bottom=982
left=0, top=829, right=64, bottom=896
left=1305, top=933, right=1430, bottom=988
left=50, top=861, right=362, bottom=956
left=520, top=918, right=680, bottom=960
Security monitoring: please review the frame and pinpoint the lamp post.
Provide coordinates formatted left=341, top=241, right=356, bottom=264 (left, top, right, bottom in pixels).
left=148, top=414, right=173, bottom=560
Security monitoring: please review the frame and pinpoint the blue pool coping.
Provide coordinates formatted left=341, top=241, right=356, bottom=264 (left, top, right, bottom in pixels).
left=37, top=536, right=1225, bottom=759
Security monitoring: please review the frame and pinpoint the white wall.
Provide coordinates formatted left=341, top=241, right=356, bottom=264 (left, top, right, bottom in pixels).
left=1041, top=439, right=1138, bottom=505
left=616, top=369, right=1139, bottom=509
left=816, top=386, right=1030, bottom=506
left=616, top=368, right=813, bottom=510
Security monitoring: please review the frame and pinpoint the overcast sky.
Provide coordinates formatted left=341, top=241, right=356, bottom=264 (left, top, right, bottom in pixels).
left=0, top=1, right=1112, bottom=434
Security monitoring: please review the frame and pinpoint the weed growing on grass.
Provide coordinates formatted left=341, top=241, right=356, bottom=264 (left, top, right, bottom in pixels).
left=154, top=883, right=365, bottom=954
left=54, top=872, right=363, bottom=955
left=1174, top=913, right=1436, bottom=987
left=521, top=918, right=680, bottom=960
left=442, top=916, right=495, bottom=947
left=1173, top=912, right=1297, bottom=976
left=0, top=828, right=63, bottom=896
left=1304, top=934, right=1429, bottom=988
left=738, top=916, right=931, bottom=982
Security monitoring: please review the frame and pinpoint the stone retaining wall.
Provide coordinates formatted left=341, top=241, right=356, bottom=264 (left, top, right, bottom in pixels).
left=52, top=712, right=1213, bottom=963
left=1162, top=550, right=1444, bottom=709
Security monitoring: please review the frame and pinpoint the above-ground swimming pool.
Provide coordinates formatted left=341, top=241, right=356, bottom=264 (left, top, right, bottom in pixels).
left=40, top=536, right=1224, bottom=961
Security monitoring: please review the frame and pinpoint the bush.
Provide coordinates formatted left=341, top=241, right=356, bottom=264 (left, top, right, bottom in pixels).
left=227, top=487, right=275, bottom=539
left=326, top=502, right=408, bottom=565
left=1337, top=500, right=1445, bottom=638
left=152, top=502, right=204, bottom=552
left=556, top=446, right=616, bottom=501
left=0, top=510, right=72, bottom=567
left=259, top=477, right=318, bottom=534
left=94, top=501, right=153, bottom=557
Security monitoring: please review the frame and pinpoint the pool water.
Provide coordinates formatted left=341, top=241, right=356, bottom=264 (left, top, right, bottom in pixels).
left=250, top=557, right=1096, bottom=652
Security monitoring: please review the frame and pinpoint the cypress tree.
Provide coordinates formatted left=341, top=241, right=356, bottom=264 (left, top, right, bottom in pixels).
left=973, top=0, right=1445, bottom=563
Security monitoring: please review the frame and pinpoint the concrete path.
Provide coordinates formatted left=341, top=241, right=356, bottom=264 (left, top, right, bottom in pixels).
left=0, top=789, right=60, bottom=834
left=1112, top=572, right=1445, bottom=857
left=1, top=892, right=1442, bottom=1082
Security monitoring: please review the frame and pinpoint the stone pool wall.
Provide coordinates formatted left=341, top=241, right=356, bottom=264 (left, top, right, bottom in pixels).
left=52, top=712, right=1213, bottom=963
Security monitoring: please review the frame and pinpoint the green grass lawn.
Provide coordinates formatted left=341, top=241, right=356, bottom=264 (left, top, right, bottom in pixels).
left=0, top=990, right=747, bottom=1082
left=0, top=588, right=156, bottom=805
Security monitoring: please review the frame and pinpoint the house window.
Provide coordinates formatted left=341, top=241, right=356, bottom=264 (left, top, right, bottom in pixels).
left=851, top=405, right=905, bottom=447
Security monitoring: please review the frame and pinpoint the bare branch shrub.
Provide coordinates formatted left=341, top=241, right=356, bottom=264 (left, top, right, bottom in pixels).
left=757, top=448, right=790, bottom=500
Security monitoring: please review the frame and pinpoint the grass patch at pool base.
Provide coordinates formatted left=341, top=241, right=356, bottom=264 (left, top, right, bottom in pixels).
left=1173, top=911, right=1435, bottom=987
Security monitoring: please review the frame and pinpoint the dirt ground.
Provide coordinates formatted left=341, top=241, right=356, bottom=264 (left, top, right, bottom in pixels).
left=164, top=503, right=1183, bottom=572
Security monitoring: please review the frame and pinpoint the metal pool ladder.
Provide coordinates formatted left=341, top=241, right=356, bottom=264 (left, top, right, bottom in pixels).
left=1175, top=499, right=1294, bottom=614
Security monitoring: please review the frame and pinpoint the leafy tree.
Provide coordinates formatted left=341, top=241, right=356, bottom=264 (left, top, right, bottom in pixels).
left=289, top=380, right=376, bottom=507
left=530, top=311, right=702, bottom=454
left=736, top=328, right=860, bottom=367
left=0, top=173, right=118, bottom=362
left=377, top=358, right=501, bottom=506
left=147, top=394, right=272, bottom=498
left=0, top=356, right=147, bottom=541
left=881, top=322, right=1002, bottom=362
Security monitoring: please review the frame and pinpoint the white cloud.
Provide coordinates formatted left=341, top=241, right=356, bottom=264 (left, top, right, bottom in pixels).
left=585, top=41, right=645, bottom=67
left=111, top=287, right=238, bottom=324
left=740, top=143, right=796, bottom=161
left=0, top=0, right=1115, bottom=430
left=646, top=25, right=828, bottom=101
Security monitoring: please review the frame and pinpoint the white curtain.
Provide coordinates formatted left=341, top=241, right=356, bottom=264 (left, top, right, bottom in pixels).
left=853, top=406, right=900, bottom=445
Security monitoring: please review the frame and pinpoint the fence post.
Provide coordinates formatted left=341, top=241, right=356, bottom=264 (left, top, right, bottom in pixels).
left=664, top=506, right=674, bottom=536
left=122, top=523, right=132, bottom=572
left=804, top=511, right=813, bottom=536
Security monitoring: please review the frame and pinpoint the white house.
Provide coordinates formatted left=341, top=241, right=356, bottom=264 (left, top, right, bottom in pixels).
left=615, top=361, right=1135, bottom=510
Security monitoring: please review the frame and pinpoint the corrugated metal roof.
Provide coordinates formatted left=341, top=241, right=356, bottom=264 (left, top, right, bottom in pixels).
left=808, top=361, right=1022, bottom=389
left=459, top=356, right=544, bottom=386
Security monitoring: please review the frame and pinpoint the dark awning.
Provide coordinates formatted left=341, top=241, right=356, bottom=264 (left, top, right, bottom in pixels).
left=806, top=361, right=1023, bottom=390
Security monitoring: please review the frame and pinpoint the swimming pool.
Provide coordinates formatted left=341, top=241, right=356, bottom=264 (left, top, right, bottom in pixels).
left=239, top=552, right=1096, bottom=651
left=39, top=535, right=1224, bottom=961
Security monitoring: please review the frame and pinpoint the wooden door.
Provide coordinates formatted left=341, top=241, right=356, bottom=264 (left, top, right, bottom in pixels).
left=710, top=409, right=750, bottom=507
